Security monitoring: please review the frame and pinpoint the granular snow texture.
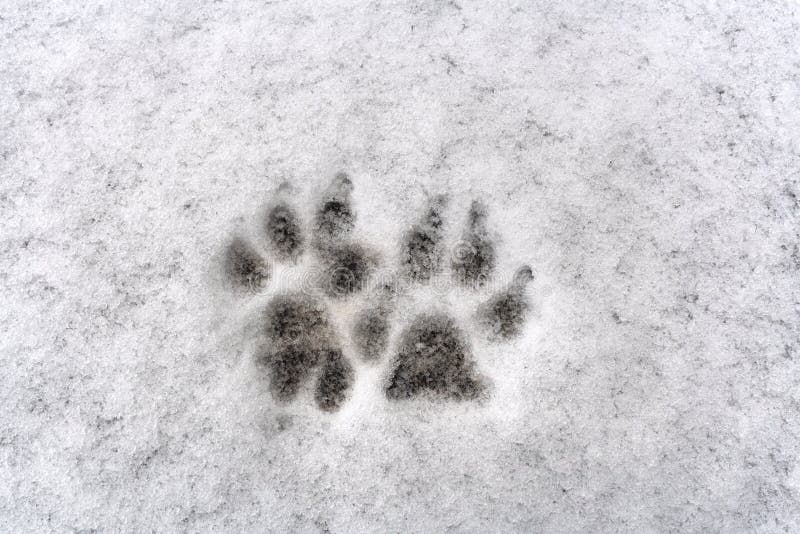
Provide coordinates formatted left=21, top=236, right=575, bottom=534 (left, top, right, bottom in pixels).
left=2, top=1, right=800, bottom=532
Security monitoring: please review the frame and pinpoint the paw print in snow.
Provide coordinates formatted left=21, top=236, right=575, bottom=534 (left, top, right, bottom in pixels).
left=223, top=173, right=534, bottom=412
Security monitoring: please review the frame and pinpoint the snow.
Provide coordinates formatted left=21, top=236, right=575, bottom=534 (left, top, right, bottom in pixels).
left=2, top=0, right=799, bottom=531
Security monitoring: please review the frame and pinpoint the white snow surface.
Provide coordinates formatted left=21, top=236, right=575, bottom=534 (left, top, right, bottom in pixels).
left=2, top=1, right=800, bottom=532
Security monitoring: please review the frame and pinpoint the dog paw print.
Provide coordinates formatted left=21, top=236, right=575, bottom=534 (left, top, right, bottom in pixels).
left=223, top=173, right=534, bottom=412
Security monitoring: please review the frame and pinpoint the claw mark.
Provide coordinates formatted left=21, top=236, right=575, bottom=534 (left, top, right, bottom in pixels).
left=265, top=202, right=303, bottom=261
left=479, top=265, right=534, bottom=339
left=225, top=237, right=270, bottom=291
left=311, top=173, right=375, bottom=296
left=451, top=200, right=495, bottom=287
left=401, top=195, right=447, bottom=282
left=313, top=172, right=355, bottom=243
left=386, top=313, right=485, bottom=400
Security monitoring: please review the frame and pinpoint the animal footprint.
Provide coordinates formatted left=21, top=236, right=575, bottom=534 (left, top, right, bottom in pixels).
left=222, top=173, right=534, bottom=412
